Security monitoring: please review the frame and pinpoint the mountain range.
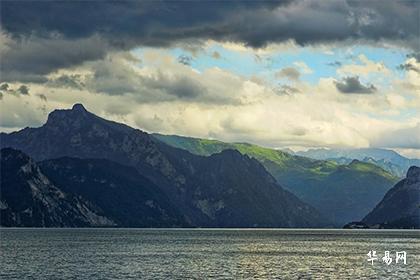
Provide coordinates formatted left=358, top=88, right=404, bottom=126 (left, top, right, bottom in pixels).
left=1, top=104, right=417, bottom=228
left=295, top=148, right=420, bottom=178
left=0, top=104, right=327, bottom=228
left=153, top=134, right=399, bottom=225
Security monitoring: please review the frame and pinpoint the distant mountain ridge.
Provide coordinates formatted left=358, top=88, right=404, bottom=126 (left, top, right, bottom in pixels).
left=0, top=104, right=327, bottom=228
left=362, top=166, right=420, bottom=229
left=153, top=134, right=398, bottom=226
left=295, top=148, right=420, bottom=178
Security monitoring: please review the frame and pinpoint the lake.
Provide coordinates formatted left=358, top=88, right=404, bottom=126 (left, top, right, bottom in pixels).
left=0, top=229, right=419, bottom=279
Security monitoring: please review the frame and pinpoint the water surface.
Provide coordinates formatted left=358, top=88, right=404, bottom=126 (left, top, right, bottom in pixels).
left=1, top=228, right=419, bottom=279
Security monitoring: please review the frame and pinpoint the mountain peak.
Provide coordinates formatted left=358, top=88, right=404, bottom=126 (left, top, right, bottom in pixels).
left=406, top=166, right=420, bottom=181
left=350, top=159, right=361, bottom=164
left=72, top=103, right=87, bottom=112
left=45, top=103, right=92, bottom=127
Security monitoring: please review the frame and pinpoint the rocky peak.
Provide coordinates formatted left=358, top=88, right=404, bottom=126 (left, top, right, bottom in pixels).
left=406, top=166, right=420, bottom=183
left=72, top=103, right=87, bottom=112
left=45, top=103, right=92, bottom=128
left=349, top=159, right=361, bottom=165
left=207, top=148, right=271, bottom=180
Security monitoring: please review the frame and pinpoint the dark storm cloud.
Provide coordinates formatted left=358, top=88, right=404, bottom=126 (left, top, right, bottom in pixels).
left=0, top=1, right=278, bottom=46
left=398, top=53, right=420, bottom=73
left=276, top=67, right=301, bottom=81
left=398, top=61, right=420, bottom=73
left=17, top=85, right=29, bottom=95
left=2, top=0, right=417, bottom=48
left=1, top=0, right=418, bottom=80
left=335, top=76, right=377, bottom=94
left=82, top=57, right=211, bottom=103
left=86, top=58, right=141, bottom=95
left=0, top=83, right=30, bottom=96
left=0, top=83, right=8, bottom=99
left=177, top=55, right=193, bottom=66
left=327, top=61, right=342, bottom=67
left=0, top=35, right=110, bottom=82
left=140, top=72, right=206, bottom=100
left=48, top=74, right=85, bottom=89
left=0, top=72, right=48, bottom=84
left=0, top=83, right=9, bottom=91
left=407, top=53, right=420, bottom=62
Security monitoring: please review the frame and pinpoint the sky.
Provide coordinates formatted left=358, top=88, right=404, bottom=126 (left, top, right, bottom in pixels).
left=0, top=0, right=419, bottom=158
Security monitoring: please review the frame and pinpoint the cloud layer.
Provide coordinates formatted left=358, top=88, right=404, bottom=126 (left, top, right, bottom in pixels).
left=0, top=1, right=419, bottom=157
left=1, top=0, right=419, bottom=79
left=3, top=1, right=418, bottom=47
left=1, top=50, right=419, bottom=153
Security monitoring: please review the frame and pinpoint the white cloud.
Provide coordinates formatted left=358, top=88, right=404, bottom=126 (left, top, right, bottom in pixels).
left=1, top=48, right=418, bottom=158
left=371, top=123, right=420, bottom=150
left=293, top=61, right=313, bottom=74
left=394, top=148, right=420, bottom=159
left=337, top=54, right=390, bottom=77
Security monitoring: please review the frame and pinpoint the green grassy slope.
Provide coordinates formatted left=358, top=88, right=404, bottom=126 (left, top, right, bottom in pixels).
left=153, top=134, right=399, bottom=226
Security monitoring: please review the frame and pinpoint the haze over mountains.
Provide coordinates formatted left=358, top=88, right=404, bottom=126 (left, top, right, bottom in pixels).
left=295, top=148, right=420, bottom=178
left=0, top=104, right=326, bottom=228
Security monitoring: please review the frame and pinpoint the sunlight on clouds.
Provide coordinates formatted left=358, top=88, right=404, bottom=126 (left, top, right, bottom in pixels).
left=337, top=54, right=390, bottom=77
left=208, top=40, right=300, bottom=55
left=293, top=61, right=313, bottom=74
left=1, top=45, right=419, bottom=157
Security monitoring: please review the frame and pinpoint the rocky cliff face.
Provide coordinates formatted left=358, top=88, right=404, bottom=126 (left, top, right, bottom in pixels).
left=0, top=104, right=328, bottom=228
left=39, top=157, right=188, bottom=227
left=362, top=166, right=420, bottom=229
left=0, top=148, right=114, bottom=227
left=179, top=149, right=326, bottom=227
